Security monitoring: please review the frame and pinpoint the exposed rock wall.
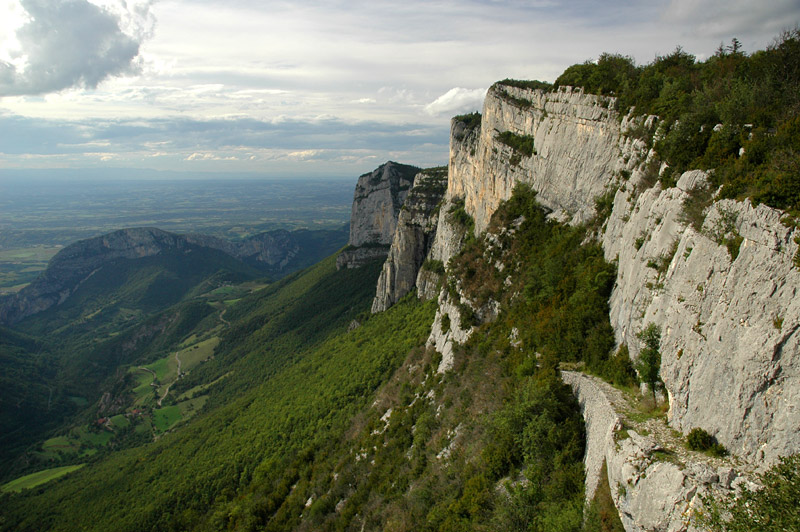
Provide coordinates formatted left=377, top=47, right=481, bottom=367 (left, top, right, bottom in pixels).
left=371, top=170, right=447, bottom=313
left=603, top=170, right=800, bottom=465
left=450, top=84, right=622, bottom=235
left=337, top=161, right=421, bottom=269
left=563, top=371, right=752, bottom=532
left=415, top=80, right=800, bottom=468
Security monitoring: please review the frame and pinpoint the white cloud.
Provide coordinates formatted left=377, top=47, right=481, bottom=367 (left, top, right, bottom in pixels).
left=0, top=0, right=155, bottom=96
left=424, top=87, right=486, bottom=116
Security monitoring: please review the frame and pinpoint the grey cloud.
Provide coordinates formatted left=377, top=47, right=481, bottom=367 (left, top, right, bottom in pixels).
left=0, top=112, right=449, bottom=155
left=662, top=0, right=800, bottom=40
left=0, top=0, right=153, bottom=96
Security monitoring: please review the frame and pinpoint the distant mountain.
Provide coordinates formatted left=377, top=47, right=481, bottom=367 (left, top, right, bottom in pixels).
left=0, top=226, right=347, bottom=326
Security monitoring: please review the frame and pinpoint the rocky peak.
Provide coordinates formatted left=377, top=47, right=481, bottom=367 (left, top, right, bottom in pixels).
left=371, top=168, right=448, bottom=312
left=0, top=228, right=190, bottom=324
left=336, top=161, right=421, bottom=269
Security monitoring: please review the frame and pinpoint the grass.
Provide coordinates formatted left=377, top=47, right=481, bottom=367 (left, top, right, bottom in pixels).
left=175, top=372, right=232, bottom=401
left=153, top=405, right=182, bottom=432
left=110, top=414, right=130, bottom=429
left=177, top=396, right=208, bottom=422
left=0, top=245, right=61, bottom=292
left=1, top=464, right=85, bottom=493
left=176, top=337, right=219, bottom=371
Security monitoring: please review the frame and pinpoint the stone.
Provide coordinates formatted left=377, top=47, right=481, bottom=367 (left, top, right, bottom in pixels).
left=336, top=161, right=420, bottom=269
left=372, top=169, right=447, bottom=312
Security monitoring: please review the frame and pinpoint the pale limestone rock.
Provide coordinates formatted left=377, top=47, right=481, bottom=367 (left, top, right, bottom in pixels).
left=398, top=77, right=799, bottom=500
left=604, top=172, right=800, bottom=465
left=372, top=170, right=447, bottom=312
left=427, top=290, right=473, bottom=373
left=450, top=84, right=622, bottom=235
left=337, top=161, right=420, bottom=269
left=563, top=371, right=749, bottom=532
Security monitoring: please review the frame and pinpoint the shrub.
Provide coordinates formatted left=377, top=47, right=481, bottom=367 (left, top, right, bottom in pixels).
left=686, top=427, right=727, bottom=456
left=453, top=112, right=482, bottom=131
left=635, top=323, right=662, bottom=405
left=698, top=454, right=800, bottom=532
left=498, top=78, right=553, bottom=91
left=497, top=131, right=536, bottom=157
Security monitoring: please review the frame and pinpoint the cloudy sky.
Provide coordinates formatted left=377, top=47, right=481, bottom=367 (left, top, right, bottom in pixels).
left=0, top=0, right=798, bottom=178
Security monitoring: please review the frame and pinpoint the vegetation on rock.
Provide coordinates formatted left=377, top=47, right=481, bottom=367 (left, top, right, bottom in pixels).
left=555, top=31, right=800, bottom=215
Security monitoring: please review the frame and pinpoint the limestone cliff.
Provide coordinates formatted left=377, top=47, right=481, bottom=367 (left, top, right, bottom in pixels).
left=371, top=168, right=447, bottom=313
left=563, top=371, right=753, bottom=532
left=366, top=80, right=800, bottom=529
left=336, top=161, right=421, bottom=269
left=417, top=80, right=800, bottom=468
left=603, top=170, right=800, bottom=465
left=449, top=84, right=622, bottom=235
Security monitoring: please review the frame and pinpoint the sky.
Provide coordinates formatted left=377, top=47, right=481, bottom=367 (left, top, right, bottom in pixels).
left=0, top=0, right=798, bottom=179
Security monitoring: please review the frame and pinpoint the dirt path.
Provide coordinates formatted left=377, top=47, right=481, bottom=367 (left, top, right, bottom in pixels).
left=157, top=351, right=183, bottom=407
left=219, top=308, right=231, bottom=327
left=586, top=372, right=753, bottom=475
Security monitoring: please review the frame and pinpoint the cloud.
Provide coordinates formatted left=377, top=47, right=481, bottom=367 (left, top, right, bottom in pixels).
left=424, top=87, right=486, bottom=116
left=661, top=0, right=800, bottom=40
left=0, top=0, right=155, bottom=96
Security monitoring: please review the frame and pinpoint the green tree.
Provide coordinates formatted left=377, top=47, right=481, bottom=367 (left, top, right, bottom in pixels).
left=635, top=323, right=661, bottom=405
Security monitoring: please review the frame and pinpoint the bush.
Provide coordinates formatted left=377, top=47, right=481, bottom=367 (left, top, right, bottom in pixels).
left=497, top=131, right=536, bottom=157
left=635, top=323, right=662, bottom=405
left=686, top=427, right=727, bottom=456
left=453, top=112, right=482, bottom=131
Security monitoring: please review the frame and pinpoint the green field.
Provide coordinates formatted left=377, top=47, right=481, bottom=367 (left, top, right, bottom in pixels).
left=131, top=369, right=156, bottom=405
left=109, top=415, right=130, bottom=429
left=153, top=405, right=182, bottom=432
left=1, top=464, right=85, bottom=493
left=176, top=372, right=232, bottom=402
left=177, top=337, right=219, bottom=371
left=39, top=427, right=114, bottom=461
left=0, top=245, right=61, bottom=293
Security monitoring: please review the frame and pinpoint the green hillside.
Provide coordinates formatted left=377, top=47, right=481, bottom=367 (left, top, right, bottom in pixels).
left=15, top=245, right=261, bottom=340
left=0, top=187, right=609, bottom=532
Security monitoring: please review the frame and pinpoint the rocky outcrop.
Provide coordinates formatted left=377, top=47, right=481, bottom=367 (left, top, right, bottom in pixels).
left=603, top=169, right=800, bottom=465
left=188, top=228, right=347, bottom=274
left=371, top=169, right=447, bottom=313
left=411, top=80, right=800, bottom=469
left=186, top=230, right=300, bottom=269
left=563, top=371, right=753, bottom=532
left=337, top=161, right=421, bottom=269
left=449, top=84, right=622, bottom=235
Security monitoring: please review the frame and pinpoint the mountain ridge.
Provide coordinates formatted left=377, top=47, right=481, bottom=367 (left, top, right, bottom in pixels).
left=0, top=225, right=346, bottom=326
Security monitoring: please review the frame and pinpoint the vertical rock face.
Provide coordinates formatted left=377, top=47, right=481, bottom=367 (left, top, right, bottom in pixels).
left=371, top=169, right=447, bottom=313
left=603, top=170, right=800, bottom=464
left=336, top=161, right=421, bottom=269
left=361, top=81, right=798, bottom=503
left=406, top=81, right=800, bottom=471
left=450, top=84, right=622, bottom=235
left=563, top=371, right=750, bottom=532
